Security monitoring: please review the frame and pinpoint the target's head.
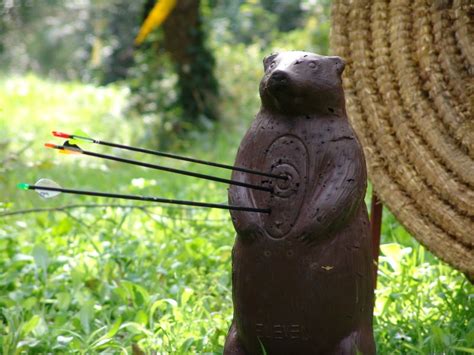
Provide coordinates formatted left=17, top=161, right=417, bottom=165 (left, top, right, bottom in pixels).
left=259, top=51, right=346, bottom=116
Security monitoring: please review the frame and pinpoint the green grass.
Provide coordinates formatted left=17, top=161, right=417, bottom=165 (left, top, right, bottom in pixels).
left=0, top=75, right=472, bottom=354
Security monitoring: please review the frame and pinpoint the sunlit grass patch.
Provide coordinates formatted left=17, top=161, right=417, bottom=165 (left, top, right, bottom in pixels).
left=375, top=223, right=473, bottom=353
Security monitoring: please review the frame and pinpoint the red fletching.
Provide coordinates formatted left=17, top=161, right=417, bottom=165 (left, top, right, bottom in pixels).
left=52, top=131, right=70, bottom=138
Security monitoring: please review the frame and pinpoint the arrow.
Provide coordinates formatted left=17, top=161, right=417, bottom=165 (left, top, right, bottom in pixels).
left=52, top=131, right=286, bottom=180
left=17, top=179, right=271, bottom=214
left=45, top=142, right=273, bottom=193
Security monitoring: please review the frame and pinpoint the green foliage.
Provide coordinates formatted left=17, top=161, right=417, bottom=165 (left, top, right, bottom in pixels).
left=261, top=0, right=304, bottom=32
left=375, top=211, right=474, bottom=353
left=1, top=0, right=331, bottom=144
left=202, top=0, right=330, bottom=51
left=131, top=0, right=219, bottom=138
left=0, top=75, right=234, bottom=353
left=127, top=0, right=331, bottom=140
left=0, top=0, right=141, bottom=83
left=127, top=31, right=184, bottom=150
left=1, top=2, right=471, bottom=353
left=172, top=25, right=220, bottom=125
left=1, top=75, right=472, bottom=354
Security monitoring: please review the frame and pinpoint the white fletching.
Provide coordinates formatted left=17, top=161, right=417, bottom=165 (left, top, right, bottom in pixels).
left=35, top=178, right=61, bottom=199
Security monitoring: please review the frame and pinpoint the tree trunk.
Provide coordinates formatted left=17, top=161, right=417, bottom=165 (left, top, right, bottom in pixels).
left=162, top=0, right=219, bottom=124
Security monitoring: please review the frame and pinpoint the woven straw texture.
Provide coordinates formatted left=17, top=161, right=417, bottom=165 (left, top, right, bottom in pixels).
left=330, top=0, right=473, bottom=278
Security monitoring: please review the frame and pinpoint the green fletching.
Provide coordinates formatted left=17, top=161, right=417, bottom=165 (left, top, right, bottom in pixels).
left=73, top=129, right=89, bottom=137
left=70, top=130, right=94, bottom=145
left=17, top=183, right=30, bottom=190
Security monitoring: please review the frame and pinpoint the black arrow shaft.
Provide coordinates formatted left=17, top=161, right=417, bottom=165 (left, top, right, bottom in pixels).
left=73, top=135, right=285, bottom=180
left=75, top=148, right=273, bottom=193
left=28, top=185, right=270, bottom=213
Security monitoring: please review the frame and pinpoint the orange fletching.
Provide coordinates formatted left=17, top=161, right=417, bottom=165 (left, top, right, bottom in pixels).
left=59, top=149, right=80, bottom=155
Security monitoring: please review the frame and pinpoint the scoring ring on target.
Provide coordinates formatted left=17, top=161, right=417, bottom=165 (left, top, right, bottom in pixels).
left=271, top=163, right=301, bottom=198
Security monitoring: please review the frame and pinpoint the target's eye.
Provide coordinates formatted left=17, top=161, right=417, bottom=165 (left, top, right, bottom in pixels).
left=309, top=61, right=318, bottom=69
left=263, top=53, right=279, bottom=71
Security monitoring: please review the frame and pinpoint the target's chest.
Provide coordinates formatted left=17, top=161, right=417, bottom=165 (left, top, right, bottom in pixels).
left=229, top=114, right=341, bottom=241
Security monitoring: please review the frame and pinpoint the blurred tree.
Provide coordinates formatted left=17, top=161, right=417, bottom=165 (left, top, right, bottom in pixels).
left=92, top=1, right=142, bottom=84
left=261, top=0, right=303, bottom=32
left=163, top=0, right=219, bottom=123
left=141, top=0, right=219, bottom=126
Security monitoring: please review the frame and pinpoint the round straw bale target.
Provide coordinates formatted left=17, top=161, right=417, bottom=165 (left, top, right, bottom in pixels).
left=330, top=0, right=473, bottom=278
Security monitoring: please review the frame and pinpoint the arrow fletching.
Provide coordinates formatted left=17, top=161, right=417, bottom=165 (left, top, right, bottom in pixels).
left=70, top=130, right=93, bottom=145
left=53, top=130, right=94, bottom=145
left=45, top=142, right=82, bottom=155
left=34, top=178, right=62, bottom=199
left=63, top=140, right=83, bottom=152
left=51, top=131, right=70, bottom=139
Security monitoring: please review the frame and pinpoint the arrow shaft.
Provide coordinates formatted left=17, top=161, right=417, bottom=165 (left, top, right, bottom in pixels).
left=69, top=134, right=285, bottom=180
left=76, top=148, right=273, bottom=193
left=27, top=185, right=270, bottom=213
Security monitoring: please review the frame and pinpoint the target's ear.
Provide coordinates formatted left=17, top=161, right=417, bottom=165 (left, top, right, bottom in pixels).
left=328, top=56, right=346, bottom=75
left=263, top=52, right=279, bottom=71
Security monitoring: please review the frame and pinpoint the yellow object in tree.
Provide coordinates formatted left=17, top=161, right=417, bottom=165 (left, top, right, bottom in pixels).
left=135, top=0, right=177, bottom=45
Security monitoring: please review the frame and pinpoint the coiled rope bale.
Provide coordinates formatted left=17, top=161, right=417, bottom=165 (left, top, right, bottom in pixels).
left=331, top=0, right=473, bottom=278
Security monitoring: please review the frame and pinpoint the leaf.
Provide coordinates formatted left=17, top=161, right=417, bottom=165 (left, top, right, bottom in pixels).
left=86, top=326, right=107, bottom=346
left=56, top=292, right=71, bottom=310
left=179, top=337, right=195, bottom=352
left=33, top=317, right=48, bottom=336
left=52, top=217, right=73, bottom=236
left=12, top=253, right=33, bottom=262
left=22, top=297, right=37, bottom=310
left=380, top=243, right=411, bottom=272
left=58, top=329, right=84, bottom=343
left=180, top=287, right=194, bottom=306
left=258, top=337, right=268, bottom=355
left=120, top=281, right=150, bottom=306
left=91, top=337, right=113, bottom=349
left=17, top=338, right=40, bottom=349
left=57, top=335, right=74, bottom=345
left=134, top=310, right=148, bottom=325
left=104, top=318, right=122, bottom=339
left=85, top=278, right=101, bottom=291
left=22, top=315, right=41, bottom=336
left=119, top=322, right=153, bottom=337
left=32, top=244, right=49, bottom=270
left=150, top=298, right=177, bottom=318
left=79, top=302, right=95, bottom=335
left=135, top=0, right=177, bottom=45
left=132, top=284, right=150, bottom=307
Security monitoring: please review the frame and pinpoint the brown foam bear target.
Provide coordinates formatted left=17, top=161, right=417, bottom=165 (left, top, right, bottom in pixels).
left=224, top=51, right=376, bottom=355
